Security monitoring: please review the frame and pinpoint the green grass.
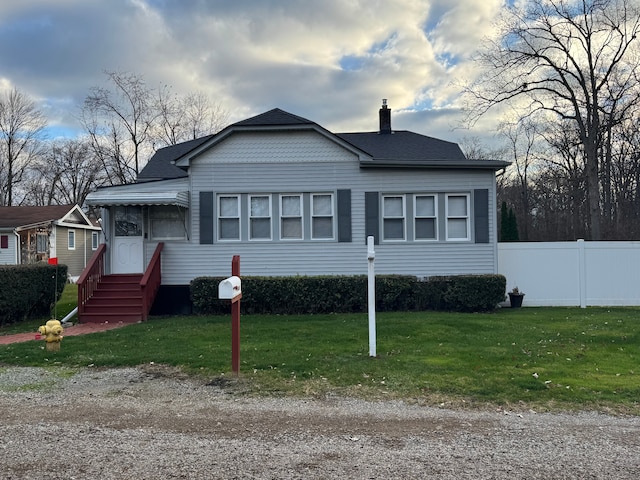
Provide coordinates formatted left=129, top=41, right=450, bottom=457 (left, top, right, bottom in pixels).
left=52, top=283, right=78, bottom=319
left=1, top=305, right=639, bottom=413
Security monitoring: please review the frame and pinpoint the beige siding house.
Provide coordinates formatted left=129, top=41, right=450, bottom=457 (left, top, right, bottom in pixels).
left=0, top=204, right=101, bottom=279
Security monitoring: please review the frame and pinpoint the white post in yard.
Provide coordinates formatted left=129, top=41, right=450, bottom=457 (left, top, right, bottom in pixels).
left=367, top=235, right=376, bottom=357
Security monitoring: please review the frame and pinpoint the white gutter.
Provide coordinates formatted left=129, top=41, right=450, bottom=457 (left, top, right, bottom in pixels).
left=13, top=229, right=20, bottom=264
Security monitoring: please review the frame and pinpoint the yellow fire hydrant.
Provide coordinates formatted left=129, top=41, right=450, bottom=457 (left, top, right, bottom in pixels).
left=38, top=319, right=64, bottom=352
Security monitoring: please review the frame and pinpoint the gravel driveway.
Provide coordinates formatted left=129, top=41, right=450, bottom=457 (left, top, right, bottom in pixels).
left=1, top=365, right=639, bottom=479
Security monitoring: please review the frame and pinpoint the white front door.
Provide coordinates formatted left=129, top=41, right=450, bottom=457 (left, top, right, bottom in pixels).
left=112, top=206, right=144, bottom=274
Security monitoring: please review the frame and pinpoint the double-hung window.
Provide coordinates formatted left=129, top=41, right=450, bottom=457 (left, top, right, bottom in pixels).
left=249, top=195, right=271, bottom=240
left=92, top=232, right=99, bottom=250
left=383, top=195, right=405, bottom=240
left=311, top=193, right=334, bottom=239
left=414, top=195, right=437, bottom=240
left=446, top=194, right=470, bottom=240
left=281, top=194, right=302, bottom=240
left=218, top=195, right=240, bottom=240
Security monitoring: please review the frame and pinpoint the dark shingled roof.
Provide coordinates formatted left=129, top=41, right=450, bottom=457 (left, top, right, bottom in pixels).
left=336, top=131, right=467, bottom=163
left=0, top=205, right=76, bottom=228
left=137, top=135, right=214, bottom=181
left=232, top=108, right=315, bottom=127
left=136, top=108, right=509, bottom=179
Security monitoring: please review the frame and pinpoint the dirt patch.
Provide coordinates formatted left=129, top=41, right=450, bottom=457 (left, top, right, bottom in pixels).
left=1, top=365, right=639, bottom=479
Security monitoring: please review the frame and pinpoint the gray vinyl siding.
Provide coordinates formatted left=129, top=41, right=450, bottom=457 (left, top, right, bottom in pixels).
left=0, top=230, right=17, bottom=265
left=153, top=130, right=499, bottom=285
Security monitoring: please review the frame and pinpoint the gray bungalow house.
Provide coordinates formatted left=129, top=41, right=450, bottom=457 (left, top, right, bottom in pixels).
left=82, top=102, right=508, bottom=320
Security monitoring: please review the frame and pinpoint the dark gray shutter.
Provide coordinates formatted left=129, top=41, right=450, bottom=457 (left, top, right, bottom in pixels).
left=337, top=189, right=351, bottom=242
left=200, top=191, right=214, bottom=244
left=474, top=189, right=489, bottom=243
left=365, top=191, right=379, bottom=244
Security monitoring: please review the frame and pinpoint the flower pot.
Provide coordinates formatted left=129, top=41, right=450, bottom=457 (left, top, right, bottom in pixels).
left=508, top=293, right=525, bottom=308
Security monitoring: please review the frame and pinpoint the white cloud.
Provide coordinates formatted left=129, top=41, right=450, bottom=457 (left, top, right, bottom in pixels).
left=0, top=0, right=505, bottom=145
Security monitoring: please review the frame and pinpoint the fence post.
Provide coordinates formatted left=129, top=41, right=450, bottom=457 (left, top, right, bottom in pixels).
left=577, top=239, right=586, bottom=308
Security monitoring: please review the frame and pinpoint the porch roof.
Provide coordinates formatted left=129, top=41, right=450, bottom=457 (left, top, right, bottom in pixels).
left=86, top=190, right=189, bottom=208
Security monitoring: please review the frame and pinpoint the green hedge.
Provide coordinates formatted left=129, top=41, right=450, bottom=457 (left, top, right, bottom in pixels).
left=0, top=264, right=68, bottom=325
left=191, top=274, right=506, bottom=315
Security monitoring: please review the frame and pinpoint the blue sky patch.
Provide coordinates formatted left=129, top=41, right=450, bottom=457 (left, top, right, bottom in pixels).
left=339, top=55, right=366, bottom=72
left=339, top=33, right=397, bottom=71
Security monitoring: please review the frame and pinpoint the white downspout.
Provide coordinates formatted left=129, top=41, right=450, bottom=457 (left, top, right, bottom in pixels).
left=13, top=230, right=20, bottom=264
left=61, top=307, right=78, bottom=324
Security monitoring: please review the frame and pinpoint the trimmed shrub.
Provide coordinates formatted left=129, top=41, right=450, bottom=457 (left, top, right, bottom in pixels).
left=0, top=264, right=68, bottom=325
left=190, top=274, right=506, bottom=315
left=440, top=274, right=506, bottom=312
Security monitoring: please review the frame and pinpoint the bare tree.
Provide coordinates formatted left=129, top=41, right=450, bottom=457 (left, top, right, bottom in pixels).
left=606, top=111, right=640, bottom=238
left=458, top=135, right=508, bottom=161
left=81, top=72, right=229, bottom=184
left=466, top=0, right=640, bottom=240
left=541, top=122, right=589, bottom=239
left=153, top=89, right=229, bottom=147
left=0, top=88, right=47, bottom=205
left=499, top=119, right=542, bottom=241
left=81, top=71, right=157, bottom=184
left=25, top=138, right=106, bottom=206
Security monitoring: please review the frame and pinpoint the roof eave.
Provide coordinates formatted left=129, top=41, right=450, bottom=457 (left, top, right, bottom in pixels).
left=359, top=159, right=511, bottom=170
left=14, top=220, right=56, bottom=232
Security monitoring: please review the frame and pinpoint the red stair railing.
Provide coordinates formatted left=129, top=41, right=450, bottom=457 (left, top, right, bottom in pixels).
left=77, top=243, right=106, bottom=319
left=140, top=242, right=164, bottom=321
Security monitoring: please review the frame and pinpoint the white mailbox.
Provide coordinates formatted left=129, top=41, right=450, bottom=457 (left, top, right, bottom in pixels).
left=219, top=276, right=242, bottom=300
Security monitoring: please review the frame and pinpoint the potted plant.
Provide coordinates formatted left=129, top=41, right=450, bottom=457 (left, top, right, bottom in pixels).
left=508, top=287, right=525, bottom=308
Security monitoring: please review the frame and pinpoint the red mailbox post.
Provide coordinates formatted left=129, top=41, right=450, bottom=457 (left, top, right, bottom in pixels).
left=218, top=256, right=242, bottom=375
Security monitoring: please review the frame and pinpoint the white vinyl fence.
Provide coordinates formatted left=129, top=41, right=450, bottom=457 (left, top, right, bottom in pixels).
left=497, top=240, right=640, bottom=307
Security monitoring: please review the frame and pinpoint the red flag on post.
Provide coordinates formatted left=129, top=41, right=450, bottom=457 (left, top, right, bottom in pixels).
left=48, top=257, right=58, bottom=265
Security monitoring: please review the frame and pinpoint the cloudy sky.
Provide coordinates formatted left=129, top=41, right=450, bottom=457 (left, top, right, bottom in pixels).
left=0, top=0, right=507, bottom=145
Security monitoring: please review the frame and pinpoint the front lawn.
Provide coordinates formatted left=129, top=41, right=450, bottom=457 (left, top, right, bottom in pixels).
left=1, top=306, right=638, bottom=413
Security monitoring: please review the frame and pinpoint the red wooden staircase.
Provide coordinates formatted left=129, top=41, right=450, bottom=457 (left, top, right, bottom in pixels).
left=77, top=243, right=164, bottom=324
left=80, top=274, right=145, bottom=323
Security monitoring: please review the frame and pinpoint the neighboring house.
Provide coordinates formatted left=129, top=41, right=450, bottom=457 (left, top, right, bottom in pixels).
left=0, top=204, right=101, bottom=279
left=84, top=102, right=508, bottom=316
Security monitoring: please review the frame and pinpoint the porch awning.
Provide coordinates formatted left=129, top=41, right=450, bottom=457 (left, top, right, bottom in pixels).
left=86, top=190, right=189, bottom=208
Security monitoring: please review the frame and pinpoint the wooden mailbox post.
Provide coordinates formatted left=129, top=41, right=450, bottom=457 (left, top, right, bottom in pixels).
left=218, top=255, right=242, bottom=375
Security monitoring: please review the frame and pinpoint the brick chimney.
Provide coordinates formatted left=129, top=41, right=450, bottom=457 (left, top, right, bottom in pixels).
left=379, top=99, right=391, bottom=134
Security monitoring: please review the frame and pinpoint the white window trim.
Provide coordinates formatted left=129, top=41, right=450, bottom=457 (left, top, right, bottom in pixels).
left=248, top=194, right=272, bottom=241
left=92, top=231, right=99, bottom=250
left=68, top=229, right=76, bottom=250
left=218, top=194, right=241, bottom=241
left=382, top=194, right=406, bottom=241
left=414, top=194, right=438, bottom=241
left=280, top=194, right=303, bottom=241
left=445, top=193, right=470, bottom=241
left=311, top=193, right=335, bottom=240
